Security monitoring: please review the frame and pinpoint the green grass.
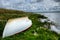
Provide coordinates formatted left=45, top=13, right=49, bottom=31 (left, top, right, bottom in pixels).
left=0, top=9, right=60, bottom=40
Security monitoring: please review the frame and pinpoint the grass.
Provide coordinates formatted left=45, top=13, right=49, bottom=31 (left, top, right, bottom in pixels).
left=0, top=9, right=60, bottom=40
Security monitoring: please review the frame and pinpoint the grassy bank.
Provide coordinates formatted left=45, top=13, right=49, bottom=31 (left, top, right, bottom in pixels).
left=0, top=9, right=60, bottom=40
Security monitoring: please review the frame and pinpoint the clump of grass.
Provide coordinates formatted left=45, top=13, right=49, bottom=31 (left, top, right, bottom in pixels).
left=0, top=9, right=60, bottom=40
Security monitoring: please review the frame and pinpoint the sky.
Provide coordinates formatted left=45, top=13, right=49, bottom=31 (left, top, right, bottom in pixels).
left=0, top=0, right=60, bottom=12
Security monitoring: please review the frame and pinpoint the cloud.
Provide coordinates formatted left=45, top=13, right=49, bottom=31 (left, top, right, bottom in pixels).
left=0, top=0, right=60, bottom=12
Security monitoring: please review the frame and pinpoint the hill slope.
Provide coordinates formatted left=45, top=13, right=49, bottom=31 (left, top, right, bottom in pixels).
left=0, top=9, right=60, bottom=40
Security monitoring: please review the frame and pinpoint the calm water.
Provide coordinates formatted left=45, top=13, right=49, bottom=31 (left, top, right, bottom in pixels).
left=38, top=13, right=60, bottom=28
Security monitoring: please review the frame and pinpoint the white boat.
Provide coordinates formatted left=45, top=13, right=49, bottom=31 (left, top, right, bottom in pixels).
left=2, top=17, right=32, bottom=38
